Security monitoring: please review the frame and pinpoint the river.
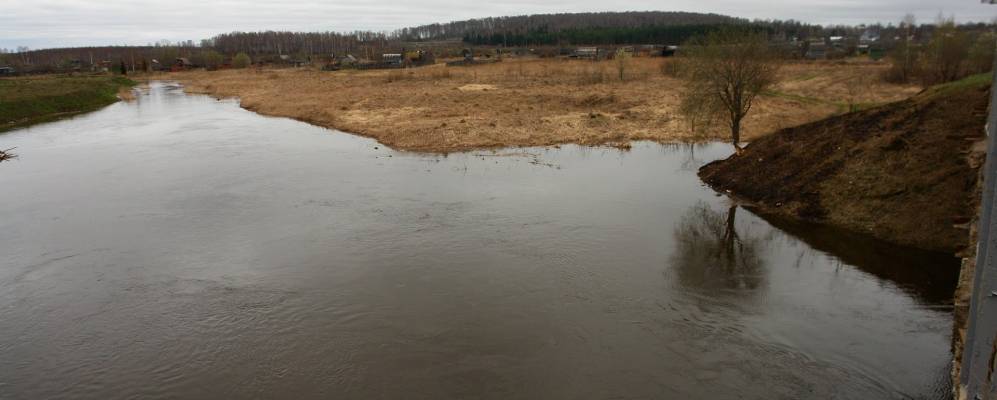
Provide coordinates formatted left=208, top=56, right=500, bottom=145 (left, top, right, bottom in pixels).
left=0, top=82, right=959, bottom=399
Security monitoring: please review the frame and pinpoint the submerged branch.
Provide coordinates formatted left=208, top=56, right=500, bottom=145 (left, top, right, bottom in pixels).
left=0, top=147, right=18, bottom=163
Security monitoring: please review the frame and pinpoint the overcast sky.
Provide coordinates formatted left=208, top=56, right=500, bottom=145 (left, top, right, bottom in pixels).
left=1, top=0, right=994, bottom=50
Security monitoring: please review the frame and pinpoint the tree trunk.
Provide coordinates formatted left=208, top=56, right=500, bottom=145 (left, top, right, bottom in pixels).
left=721, top=206, right=738, bottom=263
left=731, top=116, right=743, bottom=153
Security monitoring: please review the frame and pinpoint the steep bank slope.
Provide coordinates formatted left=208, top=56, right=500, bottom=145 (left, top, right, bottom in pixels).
left=699, top=75, right=991, bottom=253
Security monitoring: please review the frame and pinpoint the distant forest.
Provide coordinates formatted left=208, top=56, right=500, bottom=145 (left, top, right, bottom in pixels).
left=395, top=11, right=746, bottom=42
left=210, top=31, right=392, bottom=58
left=0, top=11, right=991, bottom=72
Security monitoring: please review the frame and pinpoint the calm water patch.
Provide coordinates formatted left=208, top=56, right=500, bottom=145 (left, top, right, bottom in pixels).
left=0, top=82, right=958, bottom=399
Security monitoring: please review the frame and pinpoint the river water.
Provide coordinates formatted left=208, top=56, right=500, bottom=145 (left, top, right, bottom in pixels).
left=0, top=82, right=959, bottom=399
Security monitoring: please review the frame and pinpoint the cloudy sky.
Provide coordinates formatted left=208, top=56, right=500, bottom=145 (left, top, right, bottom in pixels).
left=1, top=0, right=994, bottom=50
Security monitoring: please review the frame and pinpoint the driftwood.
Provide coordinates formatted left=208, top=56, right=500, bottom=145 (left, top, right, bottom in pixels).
left=0, top=147, right=17, bottom=162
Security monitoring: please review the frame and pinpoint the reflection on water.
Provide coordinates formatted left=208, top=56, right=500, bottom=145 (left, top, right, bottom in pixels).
left=673, top=203, right=767, bottom=293
left=0, top=82, right=957, bottom=400
left=754, top=209, right=961, bottom=305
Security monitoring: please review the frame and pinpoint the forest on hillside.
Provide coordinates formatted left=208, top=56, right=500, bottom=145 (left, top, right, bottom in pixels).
left=393, top=11, right=744, bottom=41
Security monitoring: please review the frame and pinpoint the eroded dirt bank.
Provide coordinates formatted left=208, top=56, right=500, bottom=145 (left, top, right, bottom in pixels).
left=699, top=75, right=991, bottom=254
left=169, top=59, right=917, bottom=152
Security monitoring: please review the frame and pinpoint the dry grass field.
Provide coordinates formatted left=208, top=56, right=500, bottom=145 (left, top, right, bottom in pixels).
left=172, top=58, right=920, bottom=152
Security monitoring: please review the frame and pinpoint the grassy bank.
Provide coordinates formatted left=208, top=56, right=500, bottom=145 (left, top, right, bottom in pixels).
left=0, top=75, right=137, bottom=132
left=172, top=59, right=919, bottom=152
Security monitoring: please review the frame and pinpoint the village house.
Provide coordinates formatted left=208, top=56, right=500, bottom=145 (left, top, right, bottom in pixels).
left=805, top=39, right=827, bottom=60
left=172, top=57, right=192, bottom=71
left=97, top=60, right=113, bottom=72
left=860, top=29, right=880, bottom=44
left=382, top=53, right=403, bottom=66
left=571, top=47, right=605, bottom=60
left=338, top=54, right=357, bottom=67
left=322, top=54, right=358, bottom=71
left=828, top=36, right=846, bottom=50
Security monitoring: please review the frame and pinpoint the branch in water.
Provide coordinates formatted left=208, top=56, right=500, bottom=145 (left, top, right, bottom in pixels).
left=0, top=147, right=17, bottom=162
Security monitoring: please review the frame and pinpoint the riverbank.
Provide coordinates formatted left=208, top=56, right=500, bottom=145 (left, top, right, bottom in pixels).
left=169, top=58, right=918, bottom=152
left=0, top=75, right=136, bottom=133
left=699, top=73, right=991, bottom=254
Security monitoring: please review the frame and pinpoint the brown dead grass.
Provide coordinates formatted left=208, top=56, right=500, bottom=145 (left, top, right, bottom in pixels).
left=117, top=86, right=136, bottom=101
left=169, top=58, right=920, bottom=152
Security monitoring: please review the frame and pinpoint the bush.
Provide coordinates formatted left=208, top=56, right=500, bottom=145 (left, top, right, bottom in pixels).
left=615, top=49, right=632, bottom=81
left=883, top=16, right=985, bottom=86
left=920, top=18, right=970, bottom=86
left=968, top=33, right=996, bottom=75
left=193, top=50, right=224, bottom=70
left=233, top=52, right=252, bottom=69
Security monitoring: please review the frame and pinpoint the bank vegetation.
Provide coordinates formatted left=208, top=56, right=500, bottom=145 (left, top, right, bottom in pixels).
left=0, top=75, right=136, bottom=132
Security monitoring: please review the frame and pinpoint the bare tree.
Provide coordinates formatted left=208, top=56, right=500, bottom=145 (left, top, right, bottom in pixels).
left=677, top=84, right=721, bottom=138
left=921, top=15, right=971, bottom=85
left=968, top=32, right=996, bottom=74
left=615, top=48, right=631, bottom=81
left=676, top=29, right=780, bottom=153
left=885, top=14, right=919, bottom=83
left=901, top=14, right=916, bottom=80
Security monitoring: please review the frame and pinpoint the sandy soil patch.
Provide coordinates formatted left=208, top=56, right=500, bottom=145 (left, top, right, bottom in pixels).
left=458, top=84, right=498, bottom=92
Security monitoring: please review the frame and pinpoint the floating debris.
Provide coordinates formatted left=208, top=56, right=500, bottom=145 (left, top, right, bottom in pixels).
left=0, top=147, right=17, bottom=163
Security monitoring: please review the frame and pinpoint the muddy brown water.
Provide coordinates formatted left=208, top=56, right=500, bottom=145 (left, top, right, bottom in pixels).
left=0, top=82, right=959, bottom=399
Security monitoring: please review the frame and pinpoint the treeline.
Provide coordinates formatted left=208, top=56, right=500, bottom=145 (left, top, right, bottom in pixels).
left=393, top=11, right=745, bottom=41
left=207, top=31, right=393, bottom=57
left=462, top=18, right=824, bottom=46
left=2, top=11, right=995, bottom=76
left=0, top=45, right=202, bottom=73
left=885, top=18, right=996, bottom=85
left=464, top=24, right=774, bottom=46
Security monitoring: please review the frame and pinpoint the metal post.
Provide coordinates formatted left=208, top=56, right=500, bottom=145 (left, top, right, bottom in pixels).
left=960, top=38, right=997, bottom=399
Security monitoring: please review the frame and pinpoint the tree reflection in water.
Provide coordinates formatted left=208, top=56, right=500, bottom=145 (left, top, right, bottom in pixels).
left=671, top=201, right=769, bottom=293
